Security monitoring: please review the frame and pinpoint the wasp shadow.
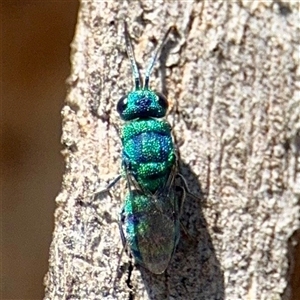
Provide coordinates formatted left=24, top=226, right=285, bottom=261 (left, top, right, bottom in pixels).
left=138, top=160, right=225, bottom=300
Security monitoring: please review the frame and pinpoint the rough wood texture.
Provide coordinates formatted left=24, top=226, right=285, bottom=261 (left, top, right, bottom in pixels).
left=44, top=2, right=300, bottom=299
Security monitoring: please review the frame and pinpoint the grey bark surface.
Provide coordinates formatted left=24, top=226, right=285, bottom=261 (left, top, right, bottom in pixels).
left=44, top=1, right=300, bottom=300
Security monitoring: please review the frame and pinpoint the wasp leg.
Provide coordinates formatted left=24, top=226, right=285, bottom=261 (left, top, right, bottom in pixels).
left=176, top=173, right=202, bottom=201
left=93, top=175, right=122, bottom=201
left=112, top=208, right=128, bottom=293
left=101, top=175, right=122, bottom=193
left=174, top=185, right=186, bottom=215
left=119, top=208, right=127, bottom=248
left=174, top=185, right=190, bottom=236
left=175, top=179, right=198, bottom=242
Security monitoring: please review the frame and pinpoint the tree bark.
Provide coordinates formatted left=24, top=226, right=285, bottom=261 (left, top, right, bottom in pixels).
left=44, top=1, right=300, bottom=299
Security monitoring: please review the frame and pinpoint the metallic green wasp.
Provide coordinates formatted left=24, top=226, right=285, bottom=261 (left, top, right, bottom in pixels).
left=101, top=22, right=198, bottom=274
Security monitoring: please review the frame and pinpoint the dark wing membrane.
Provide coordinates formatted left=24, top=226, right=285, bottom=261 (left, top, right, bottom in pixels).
left=120, top=184, right=183, bottom=274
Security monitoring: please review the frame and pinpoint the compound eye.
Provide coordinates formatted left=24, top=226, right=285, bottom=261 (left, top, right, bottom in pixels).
left=117, top=95, right=128, bottom=115
left=156, top=92, right=168, bottom=110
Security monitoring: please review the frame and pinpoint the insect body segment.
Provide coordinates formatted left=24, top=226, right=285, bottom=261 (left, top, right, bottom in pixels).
left=120, top=187, right=182, bottom=274
left=120, top=117, right=175, bottom=193
left=117, top=90, right=168, bottom=120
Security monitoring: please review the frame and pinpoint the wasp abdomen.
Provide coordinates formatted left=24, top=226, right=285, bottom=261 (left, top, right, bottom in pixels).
left=122, top=191, right=180, bottom=274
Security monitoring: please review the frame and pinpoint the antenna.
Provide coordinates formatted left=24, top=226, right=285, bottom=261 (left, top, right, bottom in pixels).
left=144, top=25, right=175, bottom=89
left=124, top=21, right=141, bottom=90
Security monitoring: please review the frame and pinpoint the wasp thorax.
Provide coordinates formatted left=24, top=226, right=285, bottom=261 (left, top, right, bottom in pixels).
left=117, top=90, right=168, bottom=121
